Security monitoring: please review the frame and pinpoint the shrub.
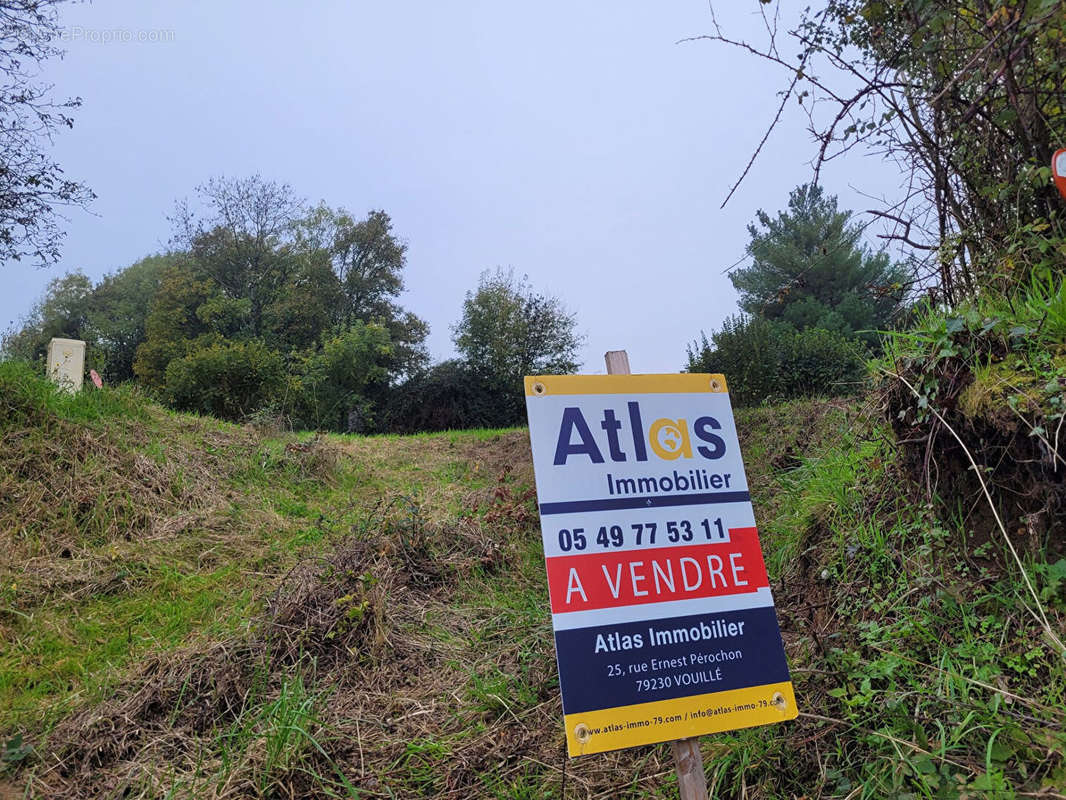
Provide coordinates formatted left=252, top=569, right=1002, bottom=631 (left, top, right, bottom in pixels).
left=163, top=339, right=286, bottom=420
left=687, top=316, right=865, bottom=406
left=380, top=360, right=520, bottom=433
left=287, top=322, right=393, bottom=433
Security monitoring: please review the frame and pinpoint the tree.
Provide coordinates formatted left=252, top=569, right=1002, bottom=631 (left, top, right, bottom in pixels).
left=133, top=265, right=217, bottom=389
left=261, top=255, right=343, bottom=353
left=294, top=204, right=428, bottom=376
left=5, top=175, right=430, bottom=431
left=2, top=271, right=93, bottom=362
left=173, top=185, right=428, bottom=375
left=452, top=269, right=583, bottom=422
left=87, top=255, right=171, bottom=381
left=730, top=184, right=906, bottom=346
left=694, top=1, right=1066, bottom=299
left=0, top=0, right=93, bottom=265
left=3, top=255, right=175, bottom=382
left=172, top=176, right=304, bottom=339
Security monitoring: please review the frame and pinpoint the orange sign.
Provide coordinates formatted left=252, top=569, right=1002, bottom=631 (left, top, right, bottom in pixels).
left=1054, top=149, right=1066, bottom=201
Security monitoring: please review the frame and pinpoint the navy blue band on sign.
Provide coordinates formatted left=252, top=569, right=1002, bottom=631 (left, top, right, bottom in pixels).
left=539, top=491, right=751, bottom=515
left=555, top=606, right=790, bottom=715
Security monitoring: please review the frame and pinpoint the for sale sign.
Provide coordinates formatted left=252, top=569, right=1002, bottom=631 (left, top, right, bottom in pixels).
left=524, top=373, right=797, bottom=756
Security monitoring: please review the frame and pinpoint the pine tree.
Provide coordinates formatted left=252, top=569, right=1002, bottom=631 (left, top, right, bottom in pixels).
left=730, top=184, right=906, bottom=345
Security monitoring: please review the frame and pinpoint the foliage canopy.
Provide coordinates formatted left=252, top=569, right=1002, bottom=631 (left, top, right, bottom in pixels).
left=731, top=183, right=906, bottom=345
left=0, top=0, right=94, bottom=266
left=452, top=268, right=583, bottom=425
left=5, top=176, right=429, bottom=431
left=687, top=315, right=865, bottom=406
left=701, top=0, right=1066, bottom=299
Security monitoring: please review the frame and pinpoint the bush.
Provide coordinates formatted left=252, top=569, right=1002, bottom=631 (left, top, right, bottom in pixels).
left=287, top=322, right=393, bottom=433
left=687, top=316, right=865, bottom=406
left=164, top=339, right=286, bottom=420
left=380, top=360, right=521, bottom=433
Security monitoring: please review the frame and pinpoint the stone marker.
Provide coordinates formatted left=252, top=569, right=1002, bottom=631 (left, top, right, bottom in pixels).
left=47, top=337, right=86, bottom=392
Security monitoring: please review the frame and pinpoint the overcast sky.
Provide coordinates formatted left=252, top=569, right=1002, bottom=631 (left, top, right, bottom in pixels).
left=3, top=1, right=904, bottom=374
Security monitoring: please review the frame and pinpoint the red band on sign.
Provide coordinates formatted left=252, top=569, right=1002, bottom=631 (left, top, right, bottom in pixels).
left=545, top=527, right=768, bottom=613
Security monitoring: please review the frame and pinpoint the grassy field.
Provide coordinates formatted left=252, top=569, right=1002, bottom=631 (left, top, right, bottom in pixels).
left=1, top=360, right=1063, bottom=798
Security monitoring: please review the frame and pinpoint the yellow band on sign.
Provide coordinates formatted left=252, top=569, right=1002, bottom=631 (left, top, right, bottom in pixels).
left=525, top=373, right=728, bottom=397
left=563, top=681, right=797, bottom=757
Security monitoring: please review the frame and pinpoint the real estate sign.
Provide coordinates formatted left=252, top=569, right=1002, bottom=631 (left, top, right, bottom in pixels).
left=524, top=373, right=797, bottom=756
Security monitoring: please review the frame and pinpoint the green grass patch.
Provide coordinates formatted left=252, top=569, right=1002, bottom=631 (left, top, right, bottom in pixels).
left=3, top=361, right=1063, bottom=798
left=0, top=563, right=257, bottom=732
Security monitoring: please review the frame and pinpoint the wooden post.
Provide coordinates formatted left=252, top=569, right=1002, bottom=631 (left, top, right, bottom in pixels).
left=603, top=349, right=710, bottom=800
left=670, top=738, right=709, bottom=800
left=604, top=349, right=631, bottom=375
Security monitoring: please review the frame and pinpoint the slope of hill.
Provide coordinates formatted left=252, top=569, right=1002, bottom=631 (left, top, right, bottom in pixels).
left=1, top=361, right=1062, bottom=799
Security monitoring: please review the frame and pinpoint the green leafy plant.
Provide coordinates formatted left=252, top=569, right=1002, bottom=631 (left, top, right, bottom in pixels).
left=687, top=315, right=866, bottom=406
left=1, top=733, right=32, bottom=772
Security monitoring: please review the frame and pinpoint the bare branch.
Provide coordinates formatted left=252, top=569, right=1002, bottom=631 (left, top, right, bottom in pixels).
left=864, top=209, right=939, bottom=250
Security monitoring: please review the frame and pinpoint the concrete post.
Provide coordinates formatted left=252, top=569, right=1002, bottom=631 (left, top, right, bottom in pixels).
left=47, top=337, right=86, bottom=392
